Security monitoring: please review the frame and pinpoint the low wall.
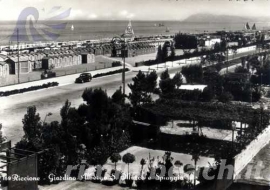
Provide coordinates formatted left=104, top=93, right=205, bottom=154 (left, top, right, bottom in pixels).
left=237, top=46, right=256, bottom=54
left=173, top=57, right=201, bottom=65
left=233, top=124, right=270, bottom=179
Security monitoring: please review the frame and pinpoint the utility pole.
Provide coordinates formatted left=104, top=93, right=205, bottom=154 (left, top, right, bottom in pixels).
left=17, top=28, right=20, bottom=84
left=122, top=38, right=127, bottom=95
left=226, top=37, right=229, bottom=74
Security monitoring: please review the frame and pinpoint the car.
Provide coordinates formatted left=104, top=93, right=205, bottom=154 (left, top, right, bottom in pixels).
left=75, top=73, right=92, bottom=83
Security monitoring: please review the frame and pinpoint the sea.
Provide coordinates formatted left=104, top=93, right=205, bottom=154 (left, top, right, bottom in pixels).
left=1, top=20, right=270, bottom=46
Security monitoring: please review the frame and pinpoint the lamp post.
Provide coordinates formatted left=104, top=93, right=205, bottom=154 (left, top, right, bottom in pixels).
left=17, top=28, right=20, bottom=84
left=112, top=36, right=128, bottom=95
left=43, top=112, right=52, bottom=124
left=122, top=39, right=127, bottom=95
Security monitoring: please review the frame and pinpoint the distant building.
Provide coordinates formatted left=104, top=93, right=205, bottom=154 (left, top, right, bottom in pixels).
left=227, top=42, right=239, bottom=47
left=205, top=38, right=221, bottom=48
left=41, top=54, right=83, bottom=70
left=5, top=56, right=32, bottom=74
left=121, top=21, right=135, bottom=42
left=41, top=52, right=94, bottom=70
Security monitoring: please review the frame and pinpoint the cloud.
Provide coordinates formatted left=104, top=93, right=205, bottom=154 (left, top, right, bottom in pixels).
left=119, top=10, right=128, bottom=16
left=88, top=13, right=97, bottom=19
left=119, top=10, right=134, bottom=19
left=69, top=9, right=84, bottom=19
left=127, top=13, right=135, bottom=19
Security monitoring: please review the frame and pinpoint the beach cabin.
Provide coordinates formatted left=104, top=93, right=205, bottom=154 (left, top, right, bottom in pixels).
left=81, top=53, right=95, bottom=64
left=6, top=56, right=32, bottom=74
left=42, top=57, right=55, bottom=70
left=0, top=62, right=9, bottom=78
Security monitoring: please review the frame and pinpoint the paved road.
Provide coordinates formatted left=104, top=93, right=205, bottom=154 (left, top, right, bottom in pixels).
left=0, top=65, right=188, bottom=145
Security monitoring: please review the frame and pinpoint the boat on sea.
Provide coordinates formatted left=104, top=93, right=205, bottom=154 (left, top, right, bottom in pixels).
left=158, top=23, right=165, bottom=27
left=245, top=22, right=250, bottom=30
left=165, top=27, right=170, bottom=32
left=252, top=23, right=256, bottom=30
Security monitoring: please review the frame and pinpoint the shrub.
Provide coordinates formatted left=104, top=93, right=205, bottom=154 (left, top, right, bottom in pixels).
left=112, top=61, right=122, bottom=67
left=0, top=82, right=59, bottom=97
left=218, top=91, right=233, bottom=103
left=93, top=68, right=129, bottom=78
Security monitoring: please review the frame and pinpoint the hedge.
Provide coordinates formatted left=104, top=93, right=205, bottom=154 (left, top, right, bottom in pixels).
left=112, top=61, right=122, bottom=67
left=93, top=68, right=129, bottom=78
left=0, top=82, right=59, bottom=97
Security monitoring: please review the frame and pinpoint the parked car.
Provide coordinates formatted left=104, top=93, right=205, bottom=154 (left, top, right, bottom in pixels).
left=75, top=73, right=92, bottom=83
left=41, top=70, right=56, bottom=79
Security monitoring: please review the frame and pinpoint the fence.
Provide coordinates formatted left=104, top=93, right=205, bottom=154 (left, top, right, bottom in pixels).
left=233, top=124, right=270, bottom=179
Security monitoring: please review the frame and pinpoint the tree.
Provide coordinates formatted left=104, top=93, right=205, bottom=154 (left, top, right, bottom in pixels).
left=159, top=69, right=175, bottom=94
left=183, top=164, right=195, bottom=186
left=174, top=160, right=183, bottom=177
left=235, top=66, right=249, bottom=74
left=22, top=106, right=42, bottom=142
left=0, top=124, right=6, bottom=144
left=214, top=42, right=221, bottom=52
left=218, top=91, right=233, bottom=103
left=161, top=41, right=170, bottom=62
left=122, top=153, right=135, bottom=177
left=38, top=148, right=63, bottom=185
left=174, top=33, right=197, bottom=50
left=181, top=65, right=203, bottom=84
left=112, top=87, right=125, bottom=105
left=173, top=72, right=183, bottom=89
left=60, top=100, right=71, bottom=132
left=170, top=43, right=176, bottom=60
left=156, top=45, right=163, bottom=64
left=128, top=70, right=157, bottom=107
left=140, top=158, right=146, bottom=177
left=110, top=153, right=122, bottom=170
left=145, top=71, right=158, bottom=94
left=203, top=68, right=224, bottom=96
left=200, top=87, right=215, bottom=102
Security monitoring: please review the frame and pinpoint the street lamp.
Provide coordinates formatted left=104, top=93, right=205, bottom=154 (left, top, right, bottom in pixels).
left=112, top=36, right=128, bottom=95
left=43, top=112, right=52, bottom=124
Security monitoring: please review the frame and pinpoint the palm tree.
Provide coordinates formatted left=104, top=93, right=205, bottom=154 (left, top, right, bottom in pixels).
left=174, top=160, right=183, bottom=177
left=110, top=153, right=122, bottom=171
left=183, top=164, right=195, bottom=188
left=140, top=158, right=146, bottom=177
left=122, top=153, right=136, bottom=178
left=192, top=153, right=200, bottom=188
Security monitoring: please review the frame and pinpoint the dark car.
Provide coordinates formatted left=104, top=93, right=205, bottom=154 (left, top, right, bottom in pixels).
left=75, top=73, right=92, bottom=83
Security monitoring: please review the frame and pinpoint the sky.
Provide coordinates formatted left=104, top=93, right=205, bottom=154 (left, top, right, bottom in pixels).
left=0, top=0, right=270, bottom=21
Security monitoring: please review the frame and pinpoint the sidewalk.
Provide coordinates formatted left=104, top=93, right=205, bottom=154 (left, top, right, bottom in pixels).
left=0, top=66, right=123, bottom=92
